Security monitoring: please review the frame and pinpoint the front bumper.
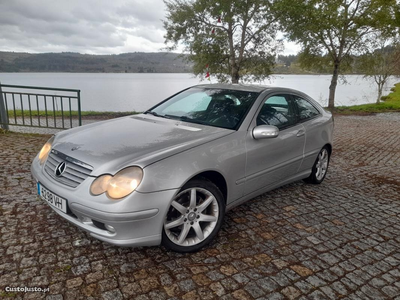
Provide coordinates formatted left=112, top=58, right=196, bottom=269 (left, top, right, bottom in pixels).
left=31, top=157, right=178, bottom=247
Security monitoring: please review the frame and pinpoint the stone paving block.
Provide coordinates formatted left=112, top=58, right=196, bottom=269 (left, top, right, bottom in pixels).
left=256, top=277, right=279, bottom=293
left=221, top=278, right=239, bottom=291
left=177, top=279, right=196, bottom=293
left=369, top=277, right=387, bottom=289
left=320, top=285, right=337, bottom=300
left=265, top=292, right=285, bottom=300
left=308, top=290, right=330, bottom=300
left=232, top=273, right=250, bottom=284
left=280, top=286, right=301, bottom=300
left=360, top=284, right=386, bottom=300
left=243, top=282, right=266, bottom=298
left=382, top=285, right=400, bottom=298
left=306, top=275, right=327, bottom=288
left=101, top=289, right=123, bottom=300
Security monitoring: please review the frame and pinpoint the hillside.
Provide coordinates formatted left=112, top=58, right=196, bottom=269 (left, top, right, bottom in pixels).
left=0, top=51, right=370, bottom=75
left=0, top=52, right=193, bottom=73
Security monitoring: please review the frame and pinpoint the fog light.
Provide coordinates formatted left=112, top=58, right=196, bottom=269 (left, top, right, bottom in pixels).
left=80, top=216, right=92, bottom=224
left=105, top=224, right=115, bottom=233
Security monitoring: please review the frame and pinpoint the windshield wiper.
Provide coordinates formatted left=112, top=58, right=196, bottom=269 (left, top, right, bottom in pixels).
left=146, top=112, right=208, bottom=126
left=144, top=111, right=171, bottom=119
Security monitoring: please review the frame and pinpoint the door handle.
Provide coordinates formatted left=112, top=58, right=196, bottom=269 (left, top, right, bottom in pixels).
left=296, top=130, right=305, bottom=137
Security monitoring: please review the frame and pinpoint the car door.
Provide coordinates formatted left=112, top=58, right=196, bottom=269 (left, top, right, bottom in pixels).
left=291, top=94, right=324, bottom=173
left=244, top=94, right=305, bottom=195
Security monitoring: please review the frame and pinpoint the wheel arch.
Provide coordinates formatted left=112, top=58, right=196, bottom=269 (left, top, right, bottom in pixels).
left=186, top=170, right=228, bottom=205
left=324, top=143, right=332, bottom=155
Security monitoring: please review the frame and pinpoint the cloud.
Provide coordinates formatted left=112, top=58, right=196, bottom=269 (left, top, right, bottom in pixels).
left=0, top=0, right=167, bottom=54
left=0, top=0, right=298, bottom=55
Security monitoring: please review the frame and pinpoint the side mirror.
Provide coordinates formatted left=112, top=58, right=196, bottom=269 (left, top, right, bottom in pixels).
left=252, top=125, right=279, bottom=139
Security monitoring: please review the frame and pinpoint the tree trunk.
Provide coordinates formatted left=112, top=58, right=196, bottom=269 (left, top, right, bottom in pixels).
left=377, top=83, right=383, bottom=104
left=227, top=21, right=239, bottom=84
left=328, top=62, right=340, bottom=109
left=231, top=65, right=240, bottom=83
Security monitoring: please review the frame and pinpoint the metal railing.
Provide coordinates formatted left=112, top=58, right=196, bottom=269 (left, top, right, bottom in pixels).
left=0, top=82, right=81, bottom=130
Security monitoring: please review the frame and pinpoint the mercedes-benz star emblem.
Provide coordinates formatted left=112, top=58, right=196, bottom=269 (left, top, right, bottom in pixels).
left=55, top=161, right=67, bottom=177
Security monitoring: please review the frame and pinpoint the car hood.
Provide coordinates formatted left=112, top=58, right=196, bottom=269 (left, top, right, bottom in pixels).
left=52, top=114, right=233, bottom=176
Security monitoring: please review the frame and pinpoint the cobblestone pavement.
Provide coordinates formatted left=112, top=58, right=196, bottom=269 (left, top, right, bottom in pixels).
left=1, top=113, right=400, bottom=300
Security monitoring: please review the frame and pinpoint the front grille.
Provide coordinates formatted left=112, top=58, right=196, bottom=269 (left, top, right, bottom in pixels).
left=44, top=150, right=93, bottom=188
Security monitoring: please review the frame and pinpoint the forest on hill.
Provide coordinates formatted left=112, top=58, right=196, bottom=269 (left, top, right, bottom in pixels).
left=0, top=52, right=193, bottom=73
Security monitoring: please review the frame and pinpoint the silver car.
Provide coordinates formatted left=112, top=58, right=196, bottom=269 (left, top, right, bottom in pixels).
left=31, top=84, right=333, bottom=252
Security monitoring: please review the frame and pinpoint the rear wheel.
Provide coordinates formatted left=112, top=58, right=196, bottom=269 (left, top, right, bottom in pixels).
left=162, top=178, right=225, bottom=253
left=304, top=146, right=330, bottom=184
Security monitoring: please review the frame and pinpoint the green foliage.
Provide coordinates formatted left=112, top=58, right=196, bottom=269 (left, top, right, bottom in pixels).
left=357, top=41, right=400, bottom=102
left=297, top=49, right=354, bottom=74
left=381, top=95, right=389, bottom=100
left=164, top=0, right=281, bottom=83
left=275, top=0, right=399, bottom=107
left=276, top=0, right=398, bottom=60
left=383, top=82, right=400, bottom=102
left=277, top=54, right=298, bottom=67
left=357, top=44, right=400, bottom=77
left=297, top=50, right=333, bottom=74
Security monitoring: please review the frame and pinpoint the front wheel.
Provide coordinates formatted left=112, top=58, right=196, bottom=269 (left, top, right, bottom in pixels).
left=162, top=178, right=225, bottom=253
left=304, top=146, right=330, bottom=184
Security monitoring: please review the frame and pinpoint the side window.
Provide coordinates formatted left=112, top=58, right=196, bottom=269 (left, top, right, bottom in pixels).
left=256, top=95, right=296, bottom=129
left=293, top=96, right=320, bottom=121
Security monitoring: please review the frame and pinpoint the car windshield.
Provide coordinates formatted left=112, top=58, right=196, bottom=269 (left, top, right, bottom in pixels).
left=147, top=87, right=260, bottom=130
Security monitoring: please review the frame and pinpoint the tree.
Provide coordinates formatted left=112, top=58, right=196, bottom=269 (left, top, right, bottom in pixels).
left=358, top=38, right=400, bottom=103
left=275, top=0, right=399, bottom=108
left=278, top=54, right=298, bottom=67
left=163, top=0, right=281, bottom=83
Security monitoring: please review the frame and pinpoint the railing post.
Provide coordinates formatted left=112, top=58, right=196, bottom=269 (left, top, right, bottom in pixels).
left=0, top=82, right=10, bottom=130
left=77, top=90, right=82, bottom=126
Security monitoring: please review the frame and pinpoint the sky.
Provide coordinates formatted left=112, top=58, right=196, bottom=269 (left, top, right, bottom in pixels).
left=0, top=0, right=300, bottom=55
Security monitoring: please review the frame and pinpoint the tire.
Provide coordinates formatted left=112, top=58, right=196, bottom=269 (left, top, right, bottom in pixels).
left=162, top=178, right=225, bottom=253
left=304, top=146, right=330, bottom=184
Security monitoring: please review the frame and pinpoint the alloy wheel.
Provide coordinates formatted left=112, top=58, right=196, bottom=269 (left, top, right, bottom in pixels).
left=315, top=148, right=329, bottom=181
left=164, top=187, right=219, bottom=247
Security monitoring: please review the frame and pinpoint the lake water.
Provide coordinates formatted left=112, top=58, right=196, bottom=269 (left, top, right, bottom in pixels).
left=0, top=73, right=397, bottom=111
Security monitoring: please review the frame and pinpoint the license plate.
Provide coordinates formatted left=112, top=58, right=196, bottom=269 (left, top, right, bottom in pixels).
left=37, top=182, right=67, bottom=214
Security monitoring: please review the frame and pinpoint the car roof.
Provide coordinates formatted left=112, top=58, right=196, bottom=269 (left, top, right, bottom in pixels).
left=193, top=83, right=270, bottom=93
left=192, top=83, right=304, bottom=95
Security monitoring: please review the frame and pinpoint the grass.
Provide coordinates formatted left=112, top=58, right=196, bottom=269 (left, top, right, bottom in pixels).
left=6, top=109, right=140, bottom=119
left=0, top=291, right=17, bottom=298
left=332, top=82, right=400, bottom=114
left=54, top=265, right=72, bottom=273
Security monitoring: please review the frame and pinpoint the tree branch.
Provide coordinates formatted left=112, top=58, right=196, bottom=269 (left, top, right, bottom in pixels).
left=343, top=26, right=373, bottom=57
left=195, top=14, right=229, bottom=33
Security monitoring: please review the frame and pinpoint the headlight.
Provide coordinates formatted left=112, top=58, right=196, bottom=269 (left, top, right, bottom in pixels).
left=90, top=175, right=112, bottom=195
left=90, top=167, right=143, bottom=200
left=38, top=136, right=55, bottom=165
